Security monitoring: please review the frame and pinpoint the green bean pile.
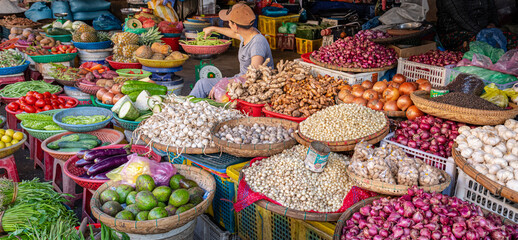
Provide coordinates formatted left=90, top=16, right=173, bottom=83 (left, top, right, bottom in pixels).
left=0, top=81, right=62, bottom=98
left=180, top=32, right=226, bottom=46
left=0, top=49, right=26, bottom=68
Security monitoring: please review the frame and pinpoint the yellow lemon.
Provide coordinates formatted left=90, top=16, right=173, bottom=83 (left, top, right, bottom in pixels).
left=0, top=129, right=6, bottom=136
left=12, top=132, right=23, bottom=141
left=1, top=135, right=12, bottom=143
left=5, top=129, right=14, bottom=137
left=5, top=142, right=12, bottom=147
left=0, top=142, right=6, bottom=149
left=10, top=139, right=19, bottom=145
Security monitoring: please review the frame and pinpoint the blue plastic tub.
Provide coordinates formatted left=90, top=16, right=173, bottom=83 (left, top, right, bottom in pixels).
left=53, top=107, right=113, bottom=132
left=71, top=40, right=113, bottom=50
left=0, top=61, right=30, bottom=75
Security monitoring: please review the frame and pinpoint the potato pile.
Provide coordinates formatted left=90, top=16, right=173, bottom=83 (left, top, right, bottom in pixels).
left=9, top=27, right=58, bottom=47
left=135, top=43, right=185, bottom=61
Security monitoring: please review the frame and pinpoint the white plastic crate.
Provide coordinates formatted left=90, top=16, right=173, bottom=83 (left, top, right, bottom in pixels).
left=296, top=59, right=387, bottom=85
left=455, top=169, right=518, bottom=223
left=396, top=58, right=456, bottom=87
left=381, top=132, right=456, bottom=196
left=194, top=214, right=233, bottom=240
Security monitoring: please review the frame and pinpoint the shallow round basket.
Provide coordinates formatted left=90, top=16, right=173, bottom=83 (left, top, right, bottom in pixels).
left=91, top=164, right=216, bottom=234
left=410, top=91, right=518, bottom=125
left=0, top=61, right=29, bottom=76
left=77, top=82, right=102, bottom=95
left=72, top=40, right=113, bottom=50
left=112, top=113, right=140, bottom=131
left=136, top=55, right=189, bottom=68
left=333, top=197, right=382, bottom=240
left=180, top=40, right=231, bottom=55
left=347, top=167, right=451, bottom=196
left=20, top=109, right=67, bottom=140
left=210, top=117, right=298, bottom=157
left=294, top=117, right=390, bottom=152
left=64, top=144, right=160, bottom=190
left=115, top=69, right=152, bottom=78
left=41, top=128, right=124, bottom=161
left=140, top=134, right=220, bottom=155
left=53, top=107, right=113, bottom=132
left=105, top=56, right=142, bottom=69
left=0, top=132, right=26, bottom=159
left=46, top=34, right=72, bottom=42
left=54, top=78, right=79, bottom=87
left=309, top=56, right=397, bottom=73
left=453, top=144, right=518, bottom=203
left=29, top=52, right=78, bottom=63
left=91, top=97, right=114, bottom=110
left=183, top=21, right=211, bottom=32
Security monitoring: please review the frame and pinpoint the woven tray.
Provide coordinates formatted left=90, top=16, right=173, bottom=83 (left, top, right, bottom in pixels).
left=347, top=167, right=451, bottom=196
left=210, top=117, right=298, bottom=158
left=54, top=78, right=78, bottom=87
left=371, top=25, right=433, bottom=45
left=309, top=56, right=397, bottom=73
left=453, top=143, right=518, bottom=203
left=140, top=134, right=220, bottom=155
left=333, top=196, right=383, bottom=240
left=91, top=164, right=216, bottom=234
left=335, top=97, right=406, bottom=118
left=410, top=91, right=518, bottom=125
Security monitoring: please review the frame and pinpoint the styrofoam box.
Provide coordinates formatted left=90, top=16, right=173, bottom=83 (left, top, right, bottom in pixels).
left=296, top=59, right=387, bottom=85
left=455, top=169, right=518, bottom=223
left=381, top=132, right=456, bottom=196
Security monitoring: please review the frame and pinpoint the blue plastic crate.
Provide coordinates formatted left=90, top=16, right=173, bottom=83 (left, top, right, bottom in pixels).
left=180, top=153, right=251, bottom=173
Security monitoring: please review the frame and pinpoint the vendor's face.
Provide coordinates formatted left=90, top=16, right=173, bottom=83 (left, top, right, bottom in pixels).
left=229, top=21, right=238, bottom=33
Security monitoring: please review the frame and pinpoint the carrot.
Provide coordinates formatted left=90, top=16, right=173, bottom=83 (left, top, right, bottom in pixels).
left=90, top=64, right=103, bottom=71
left=98, top=69, right=105, bottom=74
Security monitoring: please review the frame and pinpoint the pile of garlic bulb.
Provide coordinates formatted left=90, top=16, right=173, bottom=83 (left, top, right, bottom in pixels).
left=242, top=145, right=352, bottom=212
left=455, top=119, right=518, bottom=191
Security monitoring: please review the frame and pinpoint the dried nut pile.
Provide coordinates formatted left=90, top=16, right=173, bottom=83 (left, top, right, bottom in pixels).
left=299, top=103, right=387, bottom=141
left=242, top=145, right=352, bottom=212
left=135, top=96, right=243, bottom=149
left=215, top=123, right=294, bottom=145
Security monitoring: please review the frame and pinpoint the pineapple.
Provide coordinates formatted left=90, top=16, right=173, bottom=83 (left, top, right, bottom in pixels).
left=97, top=31, right=111, bottom=42
left=113, top=45, right=124, bottom=57
left=76, top=24, right=95, bottom=34
left=72, top=31, right=82, bottom=42
left=80, top=32, right=98, bottom=42
left=122, top=44, right=139, bottom=58
left=138, top=27, right=162, bottom=46
left=115, top=32, right=139, bottom=46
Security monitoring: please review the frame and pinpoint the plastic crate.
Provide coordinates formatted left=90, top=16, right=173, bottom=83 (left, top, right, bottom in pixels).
left=296, top=38, right=322, bottom=55
left=181, top=153, right=251, bottom=174
left=258, top=14, right=300, bottom=36
left=276, top=33, right=296, bottom=51
left=299, top=221, right=333, bottom=240
left=265, top=35, right=277, bottom=50
left=297, top=60, right=387, bottom=85
left=396, top=58, right=456, bottom=87
left=194, top=214, right=232, bottom=240
left=455, top=169, right=518, bottom=223
left=235, top=99, right=265, bottom=117
left=380, top=132, right=456, bottom=196
left=322, top=35, right=334, bottom=47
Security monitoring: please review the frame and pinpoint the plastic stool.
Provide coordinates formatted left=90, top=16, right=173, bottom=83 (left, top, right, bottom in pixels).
left=5, top=110, right=20, bottom=132
left=52, top=158, right=81, bottom=205
left=81, top=188, right=96, bottom=223
left=29, top=135, right=44, bottom=171
left=0, top=155, right=19, bottom=182
left=43, top=152, right=54, bottom=181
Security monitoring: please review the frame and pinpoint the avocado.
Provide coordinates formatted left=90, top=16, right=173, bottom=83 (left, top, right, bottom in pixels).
left=179, top=179, right=198, bottom=189
left=135, top=191, right=158, bottom=211
left=188, top=187, right=204, bottom=199
left=152, top=186, right=173, bottom=202
left=100, top=189, right=119, bottom=204
left=169, top=174, right=185, bottom=190
left=165, top=205, right=177, bottom=216
left=157, top=202, right=166, bottom=208
left=175, top=203, right=194, bottom=215
left=169, top=189, right=190, bottom=207
left=189, top=195, right=203, bottom=206
left=136, top=174, right=156, bottom=192
left=148, top=207, right=169, bottom=220
left=126, top=191, right=137, bottom=205
left=136, top=211, right=149, bottom=221
left=101, top=201, right=123, bottom=217
left=116, top=184, right=135, bottom=204
left=115, top=210, right=135, bottom=220
left=125, top=204, right=140, bottom=216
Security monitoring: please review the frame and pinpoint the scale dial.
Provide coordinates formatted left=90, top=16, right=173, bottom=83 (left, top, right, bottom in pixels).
left=199, top=65, right=222, bottom=79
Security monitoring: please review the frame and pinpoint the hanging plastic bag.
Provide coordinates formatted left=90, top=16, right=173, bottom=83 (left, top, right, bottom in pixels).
left=107, top=153, right=176, bottom=187
left=286, top=22, right=297, bottom=34
left=379, top=0, right=429, bottom=25
left=278, top=23, right=288, bottom=34
left=463, top=41, right=505, bottom=64
left=481, top=83, right=509, bottom=108
left=477, top=28, right=507, bottom=52
left=24, top=2, right=53, bottom=22
left=93, top=14, right=122, bottom=30
left=148, top=0, right=179, bottom=22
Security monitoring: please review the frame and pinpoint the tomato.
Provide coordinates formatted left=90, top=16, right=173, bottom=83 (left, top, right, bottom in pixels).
left=71, top=49, right=77, bottom=53
left=42, top=105, right=53, bottom=111
left=51, top=94, right=58, bottom=100
left=24, top=105, right=36, bottom=113
left=45, top=99, right=51, bottom=105
left=25, top=96, right=36, bottom=105
left=34, top=93, right=44, bottom=100
left=58, top=104, right=65, bottom=109
left=35, top=99, right=46, bottom=108
left=65, top=102, right=74, bottom=108
left=43, top=92, right=51, bottom=98
left=19, top=96, right=26, bottom=102
left=26, top=91, right=35, bottom=97
left=58, top=98, right=66, bottom=104
left=7, top=102, right=19, bottom=111
left=35, top=109, right=42, bottom=113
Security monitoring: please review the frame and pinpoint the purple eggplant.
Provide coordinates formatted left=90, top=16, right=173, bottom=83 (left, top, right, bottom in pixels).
left=75, top=158, right=93, bottom=168
left=84, top=148, right=129, bottom=162
left=87, top=155, right=129, bottom=176
left=79, top=173, right=89, bottom=178
left=92, top=172, right=109, bottom=180
left=83, top=164, right=93, bottom=171
left=76, top=150, right=87, bottom=159
left=85, top=72, right=95, bottom=82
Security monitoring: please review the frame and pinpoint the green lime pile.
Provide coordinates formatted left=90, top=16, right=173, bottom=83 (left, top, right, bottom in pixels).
left=98, top=174, right=205, bottom=221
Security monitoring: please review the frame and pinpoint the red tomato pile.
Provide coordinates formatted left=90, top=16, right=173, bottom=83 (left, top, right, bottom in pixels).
left=51, top=45, right=77, bottom=54
left=6, top=91, right=77, bottom=113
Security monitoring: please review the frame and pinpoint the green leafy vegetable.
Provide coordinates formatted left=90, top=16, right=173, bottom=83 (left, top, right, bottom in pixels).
left=16, top=113, right=53, bottom=122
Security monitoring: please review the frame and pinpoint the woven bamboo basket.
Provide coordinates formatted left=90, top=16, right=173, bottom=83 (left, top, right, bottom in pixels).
left=453, top=143, right=518, bottom=203
left=335, top=97, right=406, bottom=118
left=410, top=91, right=518, bottom=125
left=333, top=196, right=382, bottom=240
left=210, top=117, right=298, bottom=157
left=91, top=164, right=216, bottom=234
left=347, top=167, right=451, bottom=196
left=140, top=135, right=220, bottom=155
left=0, top=132, right=26, bottom=159
left=309, top=56, right=397, bottom=73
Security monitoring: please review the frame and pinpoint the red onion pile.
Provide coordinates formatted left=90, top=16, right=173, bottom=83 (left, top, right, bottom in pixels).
left=341, top=187, right=517, bottom=240
left=408, top=50, right=463, bottom=67
left=311, top=37, right=397, bottom=69
left=392, top=115, right=464, bottom=158
left=356, top=30, right=391, bottom=40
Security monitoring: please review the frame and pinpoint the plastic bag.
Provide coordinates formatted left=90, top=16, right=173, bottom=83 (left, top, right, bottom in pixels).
left=362, top=16, right=380, bottom=30
left=278, top=23, right=288, bottom=34
left=397, top=165, right=418, bottom=186
left=148, top=0, right=179, bottom=22
left=213, top=76, right=246, bottom=103
left=379, top=0, right=429, bottom=25
left=492, top=49, right=518, bottom=76
left=69, top=0, right=111, bottom=13
left=286, top=22, right=297, bottom=34
left=454, top=66, right=518, bottom=85
left=418, top=164, right=441, bottom=186
left=447, top=73, right=485, bottom=95
left=463, top=41, right=505, bottom=64
left=107, top=153, right=176, bottom=187
left=477, top=28, right=507, bottom=52
left=481, top=83, right=509, bottom=108
left=73, top=11, right=111, bottom=21
left=351, top=141, right=373, bottom=161
left=503, top=88, right=518, bottom=104
left=24, top=2, right=53, bottom=22
left=93, top=14, right=122, bottom=30
left=51, top=1, right=73, bottom=21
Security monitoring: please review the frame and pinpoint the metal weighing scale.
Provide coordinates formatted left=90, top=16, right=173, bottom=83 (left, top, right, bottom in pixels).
left=54, top=13, right=68, bottom=24
left=142, top=66, right=183, bottom=82
left=191, top=54, right=223, bottom=89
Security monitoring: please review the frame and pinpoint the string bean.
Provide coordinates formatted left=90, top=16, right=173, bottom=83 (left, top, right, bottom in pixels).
left=0, top=49, right=25, bottom=68
left=179, top=32, right=225, bottom=46
left=0, top=80, right=62, bottom=98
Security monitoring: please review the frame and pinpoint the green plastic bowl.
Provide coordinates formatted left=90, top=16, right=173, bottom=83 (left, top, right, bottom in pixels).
left=112, top=113, right=141, bottom=131
left=45, top=34, right=72, bottom=42
left=91, top=96, right=114, bottom=110
left=29, top=52, right=78, bottom=63
left=116, top=69, right=152, bottom=78
left=20, top=109, right=66, bottom=140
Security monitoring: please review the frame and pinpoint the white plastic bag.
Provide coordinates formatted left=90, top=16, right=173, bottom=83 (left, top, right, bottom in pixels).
left=379, top=0, right=429, bottom=25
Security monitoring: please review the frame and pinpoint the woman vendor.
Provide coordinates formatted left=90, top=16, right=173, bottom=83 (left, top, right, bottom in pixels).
left=189, top=3, right=274, bottom=98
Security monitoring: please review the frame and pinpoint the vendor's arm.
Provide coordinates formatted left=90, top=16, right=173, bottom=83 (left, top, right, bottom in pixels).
left=250, top=55, right=264, bottom=69
left=203, top=26, right=239, bottom=40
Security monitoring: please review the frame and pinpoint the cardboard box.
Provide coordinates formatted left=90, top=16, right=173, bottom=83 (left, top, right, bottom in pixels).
left=389, top=41, right=436, bottom=58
